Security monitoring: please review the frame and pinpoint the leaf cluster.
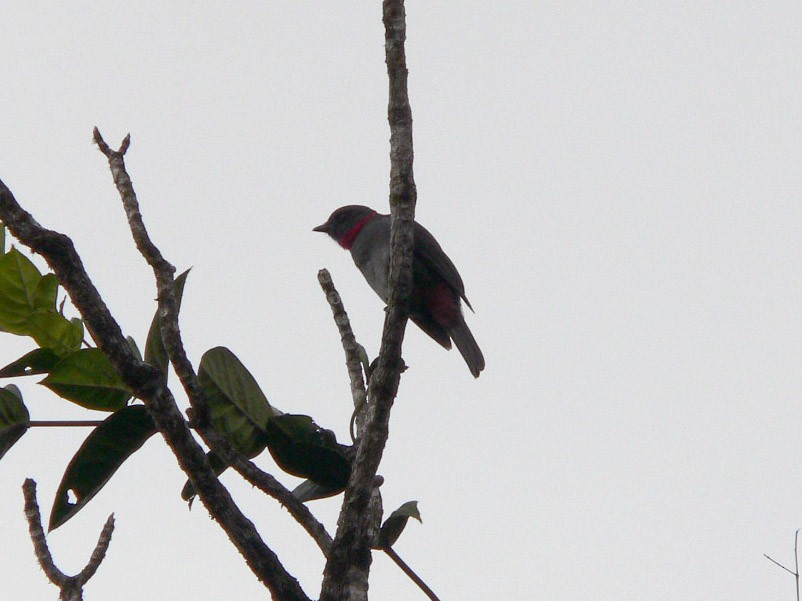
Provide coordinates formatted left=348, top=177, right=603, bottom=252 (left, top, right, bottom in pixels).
left=0, top=243, right=353, bottom=530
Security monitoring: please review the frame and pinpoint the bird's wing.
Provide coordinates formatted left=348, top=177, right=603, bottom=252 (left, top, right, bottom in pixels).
left=413, top=222, right=473, bottom=311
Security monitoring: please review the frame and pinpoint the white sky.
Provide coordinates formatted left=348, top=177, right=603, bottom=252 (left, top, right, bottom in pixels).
left=1, top=2, right=802, bottom=600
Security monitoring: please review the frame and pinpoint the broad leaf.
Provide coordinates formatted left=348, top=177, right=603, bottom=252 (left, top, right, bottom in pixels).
left=292, top=479, right=344, bottom=503
left=27, top=313, right=83, bottom=356
left=0, top=248, right=43, bottom=334
left=49, top=404, right=157, bottom=530
left=0, top=347, right=61, bottom=377
left=0, top=384, right=29, bottom=461
left=378, top=501, right=422, bottom=548
left=265, top=414, right=350, bottom=489
left=199, top=346, right=274, bottom=456
left=41, top=348, right=132, bottom=411
left=144, top=269, right=190, bottom=376
left=33, top=273, right=59, bottom=311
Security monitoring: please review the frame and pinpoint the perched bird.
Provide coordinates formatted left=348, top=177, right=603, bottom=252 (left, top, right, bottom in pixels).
left=314, top=205, right=484, bottom=377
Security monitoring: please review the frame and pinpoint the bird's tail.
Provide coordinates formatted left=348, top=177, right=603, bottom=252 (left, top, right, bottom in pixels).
left=449, top=318, right=485, bottom=378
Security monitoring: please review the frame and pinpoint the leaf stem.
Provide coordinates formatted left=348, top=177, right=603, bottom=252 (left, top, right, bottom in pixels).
left=29, top=421, right=105, bottom=427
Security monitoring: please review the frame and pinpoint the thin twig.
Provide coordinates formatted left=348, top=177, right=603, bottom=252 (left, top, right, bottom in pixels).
left=794, top=528, right=799, bottom=601
left=23, top=479, right=67, bottom=587
left=317, top=268, right=368, bottom=441
left=23, top=478, right=115, bottom=601
left=76, top=513, right=116, bottom=583
left=29, top=421, right=104, bottom=427
left=765, top=529, right=802, bottom=601
left=764, top=553, right=796, bottom=576
left=317, top=271, right=383, bottom=566
left=92, top=127, right=210, bottom=429
left=383, top=546, right=441, bottom=601
left=200, top=425, right=334, bottom=555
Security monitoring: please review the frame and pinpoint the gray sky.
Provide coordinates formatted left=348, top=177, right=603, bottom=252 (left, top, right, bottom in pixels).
left=2, top=2, right=802, bottom=599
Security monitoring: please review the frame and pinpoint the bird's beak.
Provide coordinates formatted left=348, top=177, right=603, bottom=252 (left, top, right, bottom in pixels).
left=312, top=222, right=330, bottom=233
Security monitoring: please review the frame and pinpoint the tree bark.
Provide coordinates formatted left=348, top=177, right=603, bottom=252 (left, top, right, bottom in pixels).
left=319, top=1, right=417, bottom=599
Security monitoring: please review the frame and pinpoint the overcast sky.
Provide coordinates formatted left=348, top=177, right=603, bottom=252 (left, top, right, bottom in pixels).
left=2, top=2, right=802, bottom=600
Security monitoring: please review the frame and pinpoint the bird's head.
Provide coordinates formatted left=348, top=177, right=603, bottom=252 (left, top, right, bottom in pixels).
left=313, top=205, right=378, bottom=250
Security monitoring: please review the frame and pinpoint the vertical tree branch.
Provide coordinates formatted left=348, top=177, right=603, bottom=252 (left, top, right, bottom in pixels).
left=764, top=529, right=802, bottom=601
left=317, top=268, right=369, bottom=437
left=320, top=1, right=417, bottom=599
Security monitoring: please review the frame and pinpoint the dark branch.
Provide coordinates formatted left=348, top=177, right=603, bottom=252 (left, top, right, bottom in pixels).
left=317, top=268, right=368, bottom=439
left=92, top=127, right=210, bottom=429
left=23, top=478, right=115, bottom=601
left=320, top=1, right=417, bottom=599
left=23, top=479, right=68, bottom=587
left=383, top=547, right=441, bottom=601
left=29, top=421, right=104, bottom=427
left=765, top=553, right=797, bottom=576
left=200, top=423, right=334, bottom=555
left=0, top=165, right=309, bottom=601
left=76, top=514, right=116, bottom=583
left=93, top=127, right=331, bottom=564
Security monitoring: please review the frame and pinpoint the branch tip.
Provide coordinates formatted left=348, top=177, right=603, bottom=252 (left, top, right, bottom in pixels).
left=92, top=127, right=112, bottom=157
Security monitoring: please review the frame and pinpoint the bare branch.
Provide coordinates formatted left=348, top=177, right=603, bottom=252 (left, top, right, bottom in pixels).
left=82, top=134, right=336, bottom=559
left=23, top=479, right=68, bottom=587
left=198, top=424, right=334, bottom=556
left=92, top=126, right=211, bottom=429
left=794, top=528, right=799, bottom=601
left=765, top=554, right=798, bottom=575
left=23, top=478, right=115, bottom=601
left=0, top=168, right=309, bottom=601
left=765, top=528, right=802, bottom=601
left=320, top=1, right=417, bottom=599
left=76, top=513, right=116, bottom=583
left=317, top=268, right=368, bottom=440
left=29, top=421, right=104, bottom=427
left=93, top=127, right=330, bottom=587
left=383, top=547, right=441, bottom=601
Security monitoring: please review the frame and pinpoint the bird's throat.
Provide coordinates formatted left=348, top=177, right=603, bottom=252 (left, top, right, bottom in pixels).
left=338, top=212, right=376, bottom=250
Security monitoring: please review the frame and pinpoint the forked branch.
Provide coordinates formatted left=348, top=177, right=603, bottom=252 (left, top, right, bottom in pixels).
left=23, top=478, right=114, bottom=601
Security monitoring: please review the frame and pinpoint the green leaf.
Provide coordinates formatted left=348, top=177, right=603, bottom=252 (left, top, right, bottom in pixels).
left=41, top=348, right=132, bottom=411
left=33, top=273, right=59, bottom=311
left=199, top=346, right=274, bottom=456
left=0, top=249, right=83, bottom=355
left=0, top=384, right=29, bottom=461
left=0, top=248, right=44, bottom=334
left=0, top=224, right=5, bottom=255
left=144, top=269, right=190, bottom=376
left=292, top=479, right=344, bottom=502
left=265, top=414, right=350, bottom=489
left=0, top=347, right=61, bottom=377
left=49, top=405, right=157, bottom=531
left=27, top=312, right=83, bottom=356
left=378, top=501, right=422, bottom=548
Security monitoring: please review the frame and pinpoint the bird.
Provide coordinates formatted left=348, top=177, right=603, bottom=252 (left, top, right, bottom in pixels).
left=314, top=205, right=484, bottom=377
